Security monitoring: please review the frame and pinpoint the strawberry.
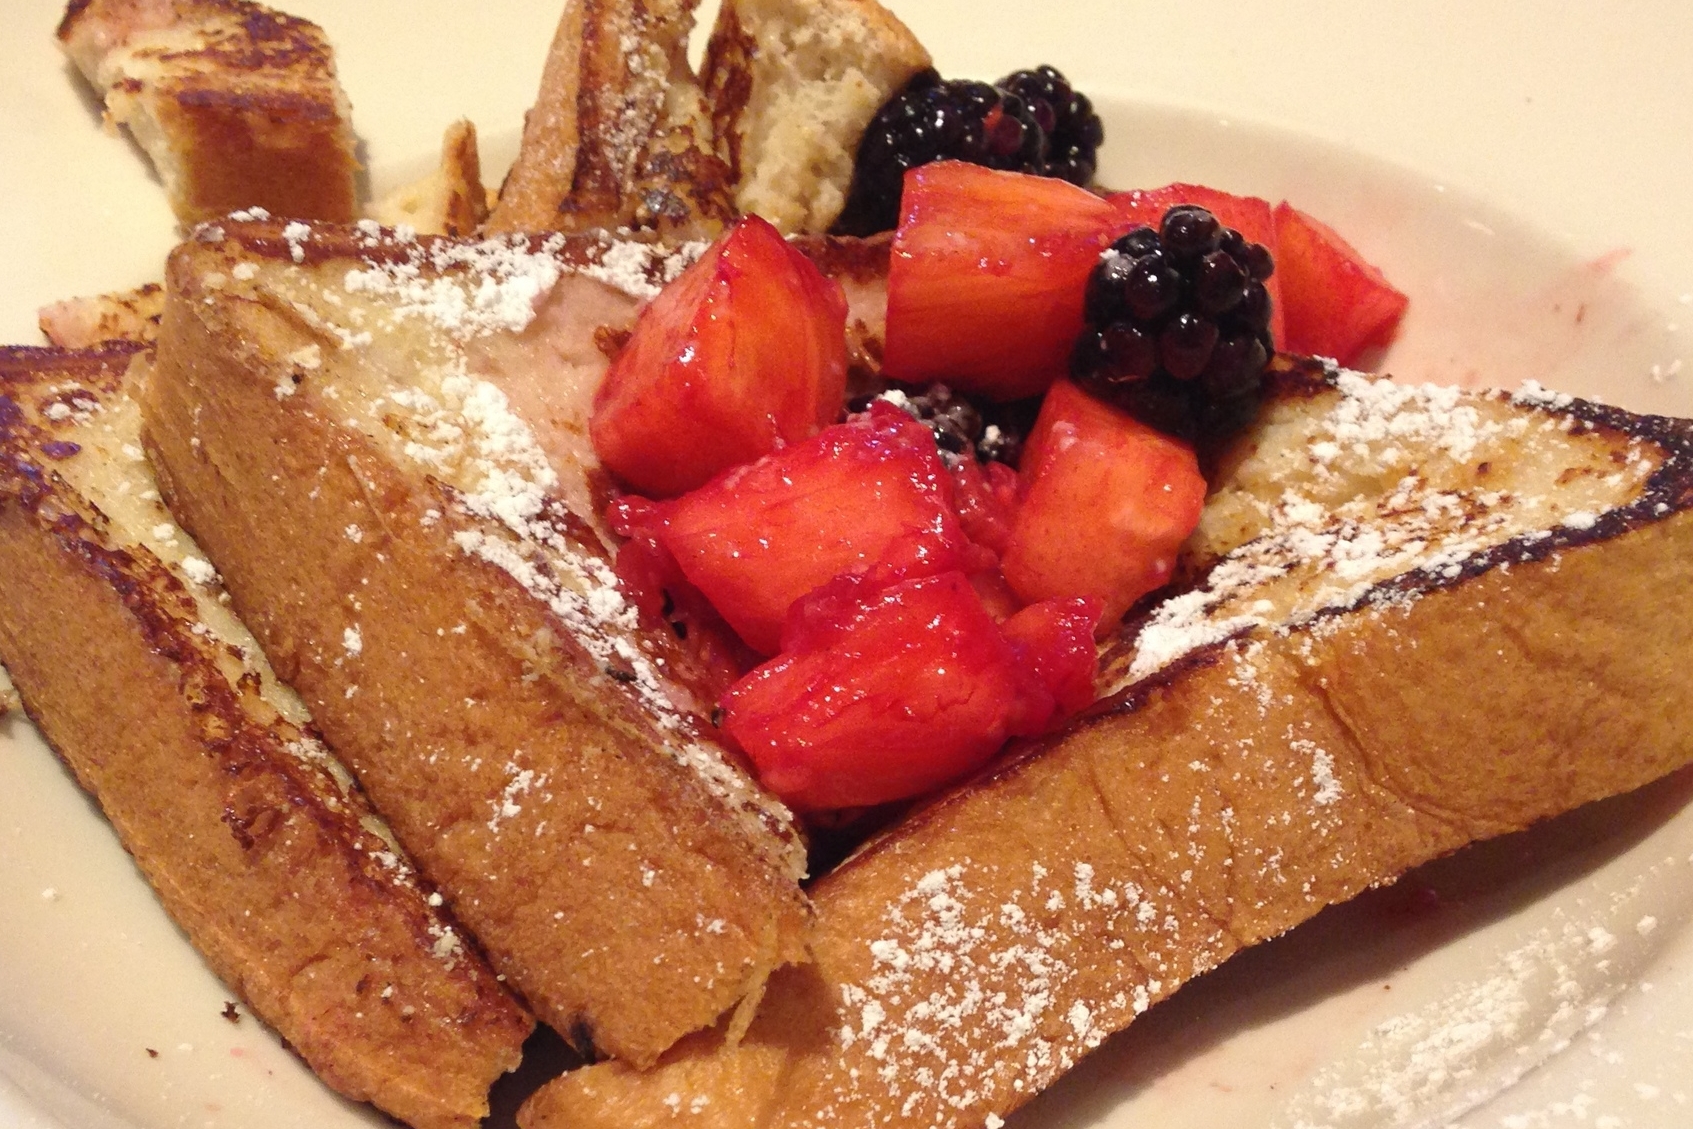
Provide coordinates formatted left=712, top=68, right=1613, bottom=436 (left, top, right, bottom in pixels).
left=653, top=404, right=968, bottom=655
left=590, top=215, right=848, bottom=498
left=1108, top=183, right=1286, bottom=345
left=883, top=162, right=1126, bottom=401
left=1273, top=201, right=1408, bottom=365
left=723, top=571, right=1048, bottom=811
left=1000, top=596, right=1103, bottom=718
left=1001, top=379, right=1206, bottom=626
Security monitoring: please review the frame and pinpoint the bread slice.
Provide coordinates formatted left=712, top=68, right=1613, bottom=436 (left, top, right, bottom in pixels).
left=367, top=120, right=492, bottom=238
left=57, top=0, right=360, bottom=225
left=518, top=358, right=1693, bottom=1128
left=140, top=217, right=812, bottom=1066
left=38, top=282, right=165, bottom=349
left=484, top=0, right=734, bottom=238
left=0, top=343, right=532, bottom=1129
left=701, top=0, right=931, bottom=234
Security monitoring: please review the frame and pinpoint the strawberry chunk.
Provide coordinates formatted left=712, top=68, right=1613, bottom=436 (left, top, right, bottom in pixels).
left=884, top=162, right=1126, bottom=401
left=1000, top=597, right=1103, bottom=718
left=1273, top=201, right=1408, bottom=365
left=723, top=572, right=1048, bottom=811
left=654, top=404, right=967, bottom=655
left=1108, top=183, right=1285, bottom=345
left=590, top=215, right=848, bottom=498
left=1001, top=379, right=1206, bottom=626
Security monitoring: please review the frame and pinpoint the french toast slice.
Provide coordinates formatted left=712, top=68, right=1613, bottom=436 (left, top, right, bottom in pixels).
left=484, top=0, right=734, bottom=238
left=519, top=358, right=1693, bottom=1129
left=0, top=343, right=531, bottom=1129
left=140, top=218, right=813, bottom=1066
left=38, top=282, right=165, bottom=349
left=58, top=0, right=360, bottom=225
left=368, top=120, right=493, bottom=238
left=701, top=0, right=931, bottom=234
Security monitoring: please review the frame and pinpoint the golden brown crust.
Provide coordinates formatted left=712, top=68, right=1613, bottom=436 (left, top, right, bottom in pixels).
left=0, top=345, right=531, bottom=1129
left=519, top=379, right=1693, bottom=1128
left=57, top=0, right=359, bottom=224
left=140, top=223, right=813, bottom=1066
left=485, top=0, right=733, bottom=238
left=38, top=283, right=165, bottom=349
left=367, top=120, right=491, bottom=238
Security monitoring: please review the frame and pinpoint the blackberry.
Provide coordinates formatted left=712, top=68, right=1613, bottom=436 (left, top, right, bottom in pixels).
left=996, top=65, right=1104, bottom=186
left=1071, top=205, right=1275, bottom=442
left=832, top=66, right=1102, bottom=237
left=855, top=382, right=1033, bottom=468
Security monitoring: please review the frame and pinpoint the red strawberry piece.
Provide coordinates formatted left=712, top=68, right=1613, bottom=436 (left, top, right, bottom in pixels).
left=1000, top=597, right=1103, bottom=719
left=883, top=161, right=1126, bottom=401
left=722, top=571, right=1046, bottom=811
left=1273, top=201, right=1408, bottom=366
left=654, top=404, right=968, bottom=655
left=590, top=214, right=849, bottom=498
left=1108, top=183, right=1286, bottom=344
left=1001, top=379, right=1207, bottom=627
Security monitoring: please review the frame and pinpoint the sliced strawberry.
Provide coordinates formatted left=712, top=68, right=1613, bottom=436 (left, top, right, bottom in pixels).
left=723, top=571, right=1044, bottom=811
left=1000, top=597, right=1103, bottom=718
left=590, top=215, right=848, bottom=498
left=1001, top=379, right=1206, bottom=627
left=1273, top=201, right=1408, bottom=365
left=654, top=404, right=967, bottom=655
left=1108, top=183, right=1286, bottom=345
left=883, top=162, right=1125, bottom=401
left=947, top=455, right=1022, bottom=559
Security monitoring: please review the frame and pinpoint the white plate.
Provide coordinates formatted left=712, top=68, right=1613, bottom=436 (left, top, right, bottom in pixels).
left=3, top=2, right=1691, bottom=1128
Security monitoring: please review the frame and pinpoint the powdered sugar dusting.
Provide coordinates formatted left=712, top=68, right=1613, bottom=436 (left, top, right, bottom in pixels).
left=1117, top=368, right=1658, bottom=686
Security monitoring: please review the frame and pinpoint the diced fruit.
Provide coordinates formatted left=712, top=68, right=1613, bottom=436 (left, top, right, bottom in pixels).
left=884, top=162, right=1126, bottom=401
left=590, top=215, right=848, bottom=498
left=833, top=65, right=1104, bottom=238
left=1070, top=204, right=1276, bottom=442
left=1273, top=201, right=1408, bottom=365
left=1001, top=379, right=1207, bottom=626
left=1107, top=184, right=1285, bottom=344
left=722, top=572, right=1053, bottom=811
left=654, top=404, right=967, bottom=655
left=1000, top=597, right=1103, bottom=717
left=948, top=455, right=1023, bottom=559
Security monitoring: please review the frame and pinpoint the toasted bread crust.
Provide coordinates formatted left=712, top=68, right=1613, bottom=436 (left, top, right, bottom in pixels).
left=702, top=0, right=930, bottom=234
left=141, top=222, right=813, bottom=1065
left=520, top=375, right=1693, bottom=1128
left=0, top=345, right=530, bottom=1129
left=367, top=120, right=491, bottom=238
left=58, top=0, right=359, bottom=224
left=486, top=0, right=734, bottom=238
left=38, top=283, right=165, bottom=349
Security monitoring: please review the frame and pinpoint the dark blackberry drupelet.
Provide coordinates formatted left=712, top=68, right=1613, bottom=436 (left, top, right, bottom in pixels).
left=996, top=65, right=1104, bottom=186
left=832, top=66, right=1102, bottom=237
left=1071, top=205, right=1275, bottom=442
left=853, top=382, right=1035, bottom=468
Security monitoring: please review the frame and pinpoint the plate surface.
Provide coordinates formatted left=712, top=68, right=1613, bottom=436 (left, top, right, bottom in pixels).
left=3, top=2, right=1692, bottom=1128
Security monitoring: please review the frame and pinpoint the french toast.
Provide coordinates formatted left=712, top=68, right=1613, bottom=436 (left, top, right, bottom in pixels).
left=0, top=660, right=17, bottom=717
left=0, top=343, right=532, bottom=1129
left=518, top=358, right=1693, bottom=1129
left=139, top=217, right=813, bottom=1066
left=368, top=120, right=493, bottom=238
left=38, top=282, right=165, bottom=349
left=57, top=0, right=360, bottom=225
left=701, top=0, right=932, bottom=234
left=484, top=0, right=735, bottom=238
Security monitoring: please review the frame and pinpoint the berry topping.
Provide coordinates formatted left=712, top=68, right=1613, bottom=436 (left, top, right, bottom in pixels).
left=721, top=571, right=1088, bottom=812
left=1000, top=379, right=1207, bottom=626
left=646, top=404, right=968, bottom=656
left=1272, top=201, right=1409, bottom=366
left=884, top=162, right=1125, bottom=401
left=995, top=65, right=1104, bottom=186
left=590, top=215, right=847, bottom=498
left=833, top=66, right=1103, bottom=237
left=1070, top=204, right=1276, bottom=441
